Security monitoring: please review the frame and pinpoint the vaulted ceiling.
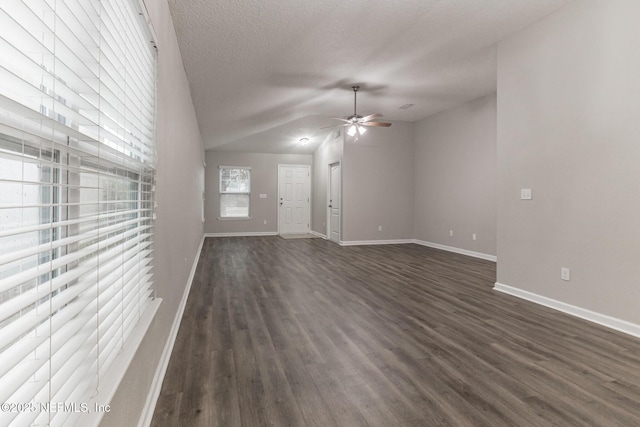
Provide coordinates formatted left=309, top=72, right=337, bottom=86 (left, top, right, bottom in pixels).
left=167, top=0, right=573, bottom=153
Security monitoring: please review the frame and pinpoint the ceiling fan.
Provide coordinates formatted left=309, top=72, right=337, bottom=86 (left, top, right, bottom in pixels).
left=323, top=85, right=391, bottom=138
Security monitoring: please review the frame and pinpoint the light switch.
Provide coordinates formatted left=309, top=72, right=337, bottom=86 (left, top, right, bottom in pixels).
left=521, top=189, right=532, bottom=200
left=259, top=194, right=267, bottom=199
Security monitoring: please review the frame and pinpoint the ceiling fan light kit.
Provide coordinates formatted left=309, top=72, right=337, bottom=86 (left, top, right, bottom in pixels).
left=323, top=85, right=392, bottom=139
left=347, top=124, right=366, bottom=137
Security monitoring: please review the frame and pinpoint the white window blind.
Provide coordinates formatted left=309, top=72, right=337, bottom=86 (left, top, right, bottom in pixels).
left=219, top=166, right=250, bottom=218
left=0, top=0, right=157, bottom=426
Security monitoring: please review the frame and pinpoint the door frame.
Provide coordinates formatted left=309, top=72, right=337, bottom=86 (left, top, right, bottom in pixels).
left=327, top=161, right=341, bottom=243
left=277, top=164, right=311, bottom=235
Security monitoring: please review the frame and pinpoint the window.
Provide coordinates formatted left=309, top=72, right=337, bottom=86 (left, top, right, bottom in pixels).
left=0, top=1, right=157, bottom=426
left=219, top=167, right=251, bottom=218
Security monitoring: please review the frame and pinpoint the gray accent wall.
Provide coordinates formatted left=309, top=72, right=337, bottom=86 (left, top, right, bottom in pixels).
left=414, top=95, right=497, bottom=255
left=100, top=0, right=206, bottom=425
left=497, top=0, right=640, bottom=324
left=311, top=131, right=343, bottom=236
left=204, top=151, right=313, bottom=234
left=342, top=121, right=415, bottom=242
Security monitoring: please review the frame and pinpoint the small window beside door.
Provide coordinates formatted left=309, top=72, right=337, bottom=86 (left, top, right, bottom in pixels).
left=220, top=166, right=251, bottom=218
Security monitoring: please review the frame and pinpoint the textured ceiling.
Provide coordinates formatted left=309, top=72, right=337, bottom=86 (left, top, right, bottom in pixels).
left=167, top=0, right=573, bottom=153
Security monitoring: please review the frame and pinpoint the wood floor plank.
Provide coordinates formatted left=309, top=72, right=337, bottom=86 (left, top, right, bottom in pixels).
left=231, top=329, right=269, bottom=426
left=243, top=293, right=307, bottom=427
left=345, top=383, right=401, bottom=427
left=295, top=313, right=366, bottom=389
left=151, top=236, right=640, bottom=426
left=305, top=363, right=371, bottom=427
left=150, top=392, right=182, bottom=427
left=369, top=347, right=486, bottom=427
left=277, top=349, right=341, bottom=427
left=210, top=349, right=242, bottom=427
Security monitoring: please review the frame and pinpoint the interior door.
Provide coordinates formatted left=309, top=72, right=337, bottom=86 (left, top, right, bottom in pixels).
left=278, top=165, right=310, bottom=234
left=329, top=163, right=340, bottom=242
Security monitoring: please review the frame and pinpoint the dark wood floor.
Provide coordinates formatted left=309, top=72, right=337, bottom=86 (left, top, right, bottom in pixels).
left=151, top=236, right=640, bottom=426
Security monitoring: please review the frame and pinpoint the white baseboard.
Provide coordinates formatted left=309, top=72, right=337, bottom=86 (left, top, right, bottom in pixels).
left=494, top=282, right=640, bottom=339
left=204, top=231, right=278, bottom=237
left=310, top=230, right=327, bottom=239
left=413, top=239, right=497, bottom=262
left=340, top=239, right=414, bottom=246
left=137, top=235, right=206, bottom=427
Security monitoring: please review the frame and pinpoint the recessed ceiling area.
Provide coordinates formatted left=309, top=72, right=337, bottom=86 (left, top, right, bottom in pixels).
left=167, top=0, right=573, bottom=153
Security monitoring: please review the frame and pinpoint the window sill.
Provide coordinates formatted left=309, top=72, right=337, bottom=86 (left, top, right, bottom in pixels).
left=84, top=297, right=162, bottom=427
left=218, top=216, right=252, bottom=221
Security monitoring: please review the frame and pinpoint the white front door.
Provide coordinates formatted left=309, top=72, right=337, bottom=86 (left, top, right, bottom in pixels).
left=278, top=165, right=310, bottom=234
left=328, top=163, right=340, bottom=242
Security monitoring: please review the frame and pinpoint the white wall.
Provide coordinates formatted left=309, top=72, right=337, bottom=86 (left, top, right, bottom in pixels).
left=414, top=95, right=497, bottom=256
left=342, top=121, right=415, bottom=242
left=99, top=0, right=206, bottom=425
left=204, top=151, right=313, bottom=234
left=497, top=0, right=640, bottom=325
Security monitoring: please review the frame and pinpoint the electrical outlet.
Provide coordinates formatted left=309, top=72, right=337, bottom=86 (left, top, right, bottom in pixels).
left=263, top=220, right=267, bottom=225
left=561, top=267, right=571, bottom=281
left=378, top=225, right=382, bottom=232
left=449, top=230, right=453, bottom=237
left=472, top=233, right=477, bottom=241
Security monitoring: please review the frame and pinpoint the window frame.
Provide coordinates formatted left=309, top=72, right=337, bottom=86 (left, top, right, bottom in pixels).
left=218, top=166, right=251, bottom=219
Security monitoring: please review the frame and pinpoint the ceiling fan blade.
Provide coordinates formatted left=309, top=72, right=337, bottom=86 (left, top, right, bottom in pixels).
left=329, top=117, right=351, bottom=123
left=360, top=121, right=392, bottom=127
left=361, top=113, right=383, bottom=122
